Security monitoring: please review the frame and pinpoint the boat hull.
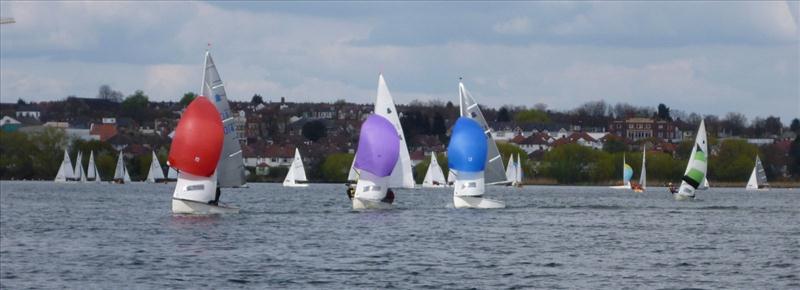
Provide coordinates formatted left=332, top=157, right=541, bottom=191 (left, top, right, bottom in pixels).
left=453, top=195, right=506, bottom=209
left=673, top=194, right=695, bottom=201
left=609, top=185, right=630, bottom=189
left=172, top=198, right=240, bottom=214
left=352, top=197, right=393, bottom=210
left=282, top=182, right=309, bottom=187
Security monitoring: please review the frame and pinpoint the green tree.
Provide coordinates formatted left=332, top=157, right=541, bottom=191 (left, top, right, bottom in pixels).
left=710, top=139, right=759, bottom=181
left=602, top=137, right=627, bottom=153
left=121, top=90, right=150, bottom=122
left=321, top=153, right=354, bottom=182
left=0, top=131, right=35, bottom=179
left=542, top=143, right=600, bottom=184
left=514, top=109, right=550, bottom=124
left=179, top=92, right=196, bottom=108
left=250, top=94, right=264, bottom=106
left=302, top=120, right=327, bottom=142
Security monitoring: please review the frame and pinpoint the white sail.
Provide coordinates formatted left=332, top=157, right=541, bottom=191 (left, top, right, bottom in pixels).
left=86, top=151, right=100, bottom=182
left=347, top=157, right=358, bottom=182
left=746, top=155, right=768, bottom=190
left=202, top=51, right=246, bottom=188
left=73, top=151, right=86, bottom=182
left=676, top=120, right=708, bottom=199
left=167, top=167, right=178, bottom=180
left=123, top=166, right=131, bottom=183
left=640, top=146, right=647, bottom=190
left=146, top=151, right=165, bottom=183
left=374, top=74, right=415, bottom=189
left=505, top=155, right=516, bottom=183
left=459, top=81, right=508, bottom=185
left=516, top=154, right=523, bottom=186
left=114, top=151, right=126, bottom=182
left=447, top=170, right=455, bottom=186
left=422, top=152, right=446, bottom=187
left=54, top=149, right=73, bottom=182
left=283, top=148, right=308, bottom=187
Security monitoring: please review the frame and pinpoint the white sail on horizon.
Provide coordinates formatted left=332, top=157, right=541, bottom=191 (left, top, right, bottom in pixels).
left=87, top=151, right=101, bottom=182
left=54, top=149, right=74, bottom=183
left=677, top=120, right=708, bottom=197
left=422, top=152, right=446, bottom=187
left=73, top=151, right=86, bottom=182
left=459, top=81, right=508, bottom=185
left=516, top=154, right=523, bottom=186
left=114, top=151, right=128, bottom=183
left=746, top=155, right=768, bottom=190
left=374, top=74, right=415, bottom=189
left=283, top=148, right=309, bottom=186
left=202, top=51, right=246, bottom=188
left=146, top=151, right=166, bottom=183
left=640, top=146, right=647, bottom=190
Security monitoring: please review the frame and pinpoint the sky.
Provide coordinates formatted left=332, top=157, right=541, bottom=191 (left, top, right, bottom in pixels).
left=1, top=1, right=798, bottom=122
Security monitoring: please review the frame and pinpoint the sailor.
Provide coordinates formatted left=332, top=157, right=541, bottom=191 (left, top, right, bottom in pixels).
left=668, top=182, right=677, bottom=194
left=209, top=187, right=221, bottom=205
left=381, top=189, right=395, bottom=204
left=346, top=184, right=355, bottom=200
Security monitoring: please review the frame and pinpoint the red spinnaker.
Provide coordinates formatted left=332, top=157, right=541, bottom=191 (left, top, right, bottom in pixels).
left=168, top=96, right=223, bottom=177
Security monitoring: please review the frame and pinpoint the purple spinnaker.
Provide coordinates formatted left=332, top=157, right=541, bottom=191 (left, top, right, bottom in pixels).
left=354, top=115, right=400, bottom=177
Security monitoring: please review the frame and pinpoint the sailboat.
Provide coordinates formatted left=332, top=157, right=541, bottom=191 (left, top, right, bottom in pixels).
left=86, top=151, right=101, bottom=183
left=447, top=170, right=455, bottom=187
left=745, top=155, right=769, bottom=191
left=373, top=74, right=414, bottom=189
left=54, top=149, right=74, bottom=183
left=610, top=154, right=633, bottom=189
left=113, top=151, right=130, bottom=184
left=449, top=117, right=505, bottom=209
left=422, top=152, right=446, bottom=188
left=170, top=51, right=244, bottom=214
left=698, top=178, right=710, bottom=190
left=505, top=153, right=523, bottom=187
left=167, top=167, right=178, bottom=181
left=675, top=120, right=708, bottom=200
left=458, top=81, right=509, bottom=186
left=145, top=151, right=166, bottom=183
left=351, top=114, right=400, bottom=209
left=633, top=146, right=646, bottom=192
left=73, top=151, right=86, bottom=182
left=283, top=148, right=309, bottom=187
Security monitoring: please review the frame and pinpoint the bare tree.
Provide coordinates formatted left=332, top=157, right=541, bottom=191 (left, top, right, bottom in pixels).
left=97, top=85, right=124, bottom=103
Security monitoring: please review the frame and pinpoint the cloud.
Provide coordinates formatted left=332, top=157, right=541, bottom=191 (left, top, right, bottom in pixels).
left=493, top=17, right=532, bottom=35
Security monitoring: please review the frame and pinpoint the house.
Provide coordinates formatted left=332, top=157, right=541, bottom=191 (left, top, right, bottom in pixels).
left=609, top=117, right=677, bottom=142
left=15, top=104, right=41, bottom=120
left=512, top=133, right=551, bottom=153
left=410, top=150, right=426, bottom=167
left=90, top=123, right=118, bottom=141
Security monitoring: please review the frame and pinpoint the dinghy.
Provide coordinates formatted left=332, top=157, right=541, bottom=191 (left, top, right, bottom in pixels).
left=675, top=120, right=708, bottom=200
left=86, top=151, right=101, bottom=183
left=632, top=146, right=646, bottom=192
left=170, top=51, right=245, bottom=214
left=373, top=74, right=415, bottom=189
left=458, top=81, right=510, bottom=186
left=610, top=154, right=633, bottom=189
left=745, top=155, right=769, bottom=191
left=146, top=151, right=166, bottom=183
left=505, top=153, right=523, bottom=187
left=422, top=152, right=447, bottom=188
left=113, top=151, right=130, bottom=184
left=73, top=151, right=86, bottom=182
left=352, top=115, right=400, bottom=209
left=283, top=148, right=309, bottom=187
left=54, top=149, right=74, bottom=183
left=449, top=117, right=505, bottom=209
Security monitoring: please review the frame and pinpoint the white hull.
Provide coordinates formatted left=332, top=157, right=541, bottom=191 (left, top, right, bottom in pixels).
left=282, top=182, right=309, bottom=187
left=453, top=195, right=505, bottom=209
left=745, top=188, right=769, bottom=191
left=422, top=184, right=447, bottom=188
left=609, top=185, right=631, bottom=189
left=352, top=197, right=393, bottom=210
left=673, top=194, right=695, bottom=201
left=172, top=198, right=239, bottom=214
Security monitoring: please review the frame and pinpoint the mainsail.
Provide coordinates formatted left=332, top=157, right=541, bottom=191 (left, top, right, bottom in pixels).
left=746, top=155, right=768, bottom=190
left=146, top=151, right=165, bottom=183
left=622, top=154, right=633, bottom=186
left=347, top=157, right=358, bottom=182
left=54, top=149, right=74, bottom=182
left=677, top=120, right=708, bottom=196
left=202, top=51, right=246, bottom=188
left=167, top=167, right=178, bottom=180
left=505, top=154, right=520, bottom=184
left=87, top=151, right=100, bottom=182
left=73, top=151, right=86, bottom=182
left=374, top=74, right=414, bottom=189
left=422, top=152, right=446, bottom=187
left=459, top=81, right=508, bottom=185
left=639, top=146, right=647, bottom=190
left=114, top=151, right=126, bottom=182
left=516, top=154, right=523, bottom=185
left=283, top=148, right=308, bottom=186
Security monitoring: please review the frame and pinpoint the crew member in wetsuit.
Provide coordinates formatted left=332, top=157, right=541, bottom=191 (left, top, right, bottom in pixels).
left=346, top=183, right=355, bottom=200
left=209, top=187, right=221, bottom=205
left=381, top=189, right=395, bottom=204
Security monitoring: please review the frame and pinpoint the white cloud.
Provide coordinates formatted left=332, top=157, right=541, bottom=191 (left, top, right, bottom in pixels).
left=493, top=17, right=531, bottom=35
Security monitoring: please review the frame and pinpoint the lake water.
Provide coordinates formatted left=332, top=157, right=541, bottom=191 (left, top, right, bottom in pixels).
left=1, top=181, right=798, bottom=289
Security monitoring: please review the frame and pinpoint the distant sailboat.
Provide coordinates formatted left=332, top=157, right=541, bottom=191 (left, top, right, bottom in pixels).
left=352, top=115, right=400, bottom=209
left=699, top=178, right=710, bottom=190
left=745, top=155, right=769, bottom=191
left=505, top=153, right=523, bottom=187
left=449, top=117, right=505, bottom=209
left=113, top=151, right=129, bottom=184
left=422, top=152, right=446, bottom=188
left=146, top=151, right=166, bottom=183
left=447, top=169, right=455, bottom=187
left=610, top=154, right=633, bottom=189
left=54, top=149, right=74, bottom=183
left=73, top=151, right=86, bottom=182
left=283, top=148, right=309, bottom=187
left=675, top=120, right=708, bottom=200
left=373, top=74, right=414, bottom=189
left=86, top=151, right=101, bottom=183
left=633, top=146, right=646, bottom=192
left=167, top=167, right=178, bottom=181
left=459, top=81, right=509, bottom=186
